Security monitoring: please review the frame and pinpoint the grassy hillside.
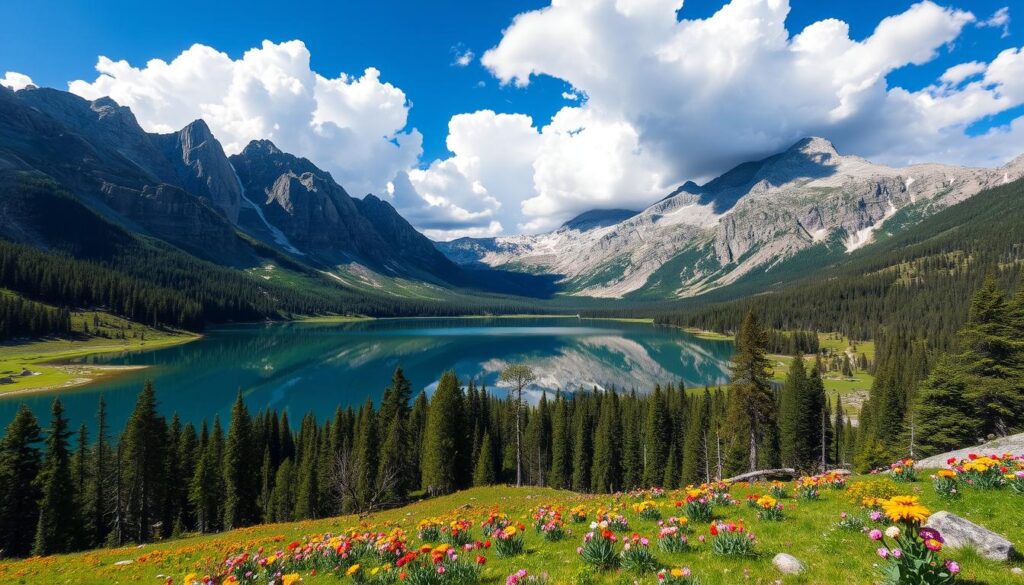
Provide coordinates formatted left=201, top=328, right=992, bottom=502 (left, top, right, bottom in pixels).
left=0, top=299, right=198, bottom=394
left=4, top=473, right=1020, bottom=584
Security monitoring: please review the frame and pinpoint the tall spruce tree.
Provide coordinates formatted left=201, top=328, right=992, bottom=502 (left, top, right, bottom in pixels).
left=642, top=385, right=670, bottom=487
left=0, top=405, right=42, bottom=557
left=725, top=311, right=777, bottom=473
left=223, top=392, right=257, bottom=529
left=473, top=431, right=497, bottom=486
left=549, top=392, right=570, bottom=489
left=120, top=382, right=167, bottom=543
left=33, top=399, right=79, bottom=555
left=421, top=371, right=466, bottom=495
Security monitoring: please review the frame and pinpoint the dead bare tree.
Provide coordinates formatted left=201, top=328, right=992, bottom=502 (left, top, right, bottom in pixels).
left=332, top=450, right=405, bottom=518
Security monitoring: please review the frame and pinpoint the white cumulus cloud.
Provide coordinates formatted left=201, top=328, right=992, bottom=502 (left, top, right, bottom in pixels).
left=978, top=6, right=1010, bottom=38
left=406, top=0, right=1024, bottom=235
left=1, top=71, right=34, bottom=90
left=68, top=40, right=421, bottom=199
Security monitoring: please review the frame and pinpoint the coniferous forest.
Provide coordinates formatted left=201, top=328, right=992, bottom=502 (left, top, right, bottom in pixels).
left=3, top=282, right=1021, bottom=558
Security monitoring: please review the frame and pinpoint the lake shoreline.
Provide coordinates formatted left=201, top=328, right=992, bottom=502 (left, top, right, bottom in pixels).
left=0, top=333, right=200, bottom=397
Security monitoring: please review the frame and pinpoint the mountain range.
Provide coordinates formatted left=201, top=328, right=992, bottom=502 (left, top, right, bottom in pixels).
left=0, top=84, right=466, bottom=288
left=2, top=84, right=1024, bottom=316
left=437, top=137, right=1024, bottom=299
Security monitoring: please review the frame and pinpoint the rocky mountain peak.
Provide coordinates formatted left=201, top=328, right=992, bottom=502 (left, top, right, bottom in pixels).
left=787, top=136, right=839, bottom=158
left=243, top=139, right=284, bottom=157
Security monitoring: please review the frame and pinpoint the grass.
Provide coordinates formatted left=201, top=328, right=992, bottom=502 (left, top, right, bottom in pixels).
left=0, top=311, right=197, bottom=395
left=680, top=328, right=733, bottom=341
left=3, top=475, right=1020, bottom=584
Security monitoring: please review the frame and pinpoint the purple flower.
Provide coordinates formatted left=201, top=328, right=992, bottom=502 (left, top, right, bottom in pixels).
left=945, top=560, right=960, bottom=574
left=876, top=547, right=889, bottom=559
left=869, top=529, right=882, bottom=541
left=918, top=528, right=943, bottom=543
left=892, top=549, right=902, bottom=559
left=870, top=511, right=882, bottom=522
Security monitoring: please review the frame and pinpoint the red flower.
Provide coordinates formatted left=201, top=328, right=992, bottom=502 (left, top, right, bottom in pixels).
left=969, top=454, right=978, bottom=460
left=710, top=524, right=719, bottom=536
left=475, top=555, right=487, bottom=565
left=947, top=457, right=957, bottom=465
left=484, top=540, right=492, bottom=549
left=287, top=541, right=301, bottom=551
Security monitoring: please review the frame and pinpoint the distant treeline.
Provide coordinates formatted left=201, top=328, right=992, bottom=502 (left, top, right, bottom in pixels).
left=0, top=292, right=70, bottom=339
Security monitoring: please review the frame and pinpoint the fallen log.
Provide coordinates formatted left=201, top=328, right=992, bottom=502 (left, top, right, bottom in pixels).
left=725, top=468, right=796, bottom=482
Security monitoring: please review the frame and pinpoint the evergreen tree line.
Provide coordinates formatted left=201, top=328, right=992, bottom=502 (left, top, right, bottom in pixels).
left=764, top=329, right=819, bottom=355
left=0, top=293, right=70, bottom=339
left=0, top=311, right=857, bottom=558
left=853, top=277, right=1024, bottom=469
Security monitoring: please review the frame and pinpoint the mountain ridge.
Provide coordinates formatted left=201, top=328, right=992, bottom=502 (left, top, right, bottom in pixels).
left=437, top=137, right=1024, bottom=299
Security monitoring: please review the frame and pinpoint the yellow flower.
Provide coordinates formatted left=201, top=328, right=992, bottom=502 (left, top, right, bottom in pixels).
left=882, top=496, right=930, bottom=524
left=346, top=564, right=361, bottom=576
left=504, top=526, right=518, bottom=537
left=266, top=554, right=278, bottom=564
left=282, top=574, right=301, bottom=585
left=756, top=495, right=777, bottom=509
left=671, top=568, right=685, bottom=577
left=183, top=574, right=198, bottom=585
left=936, top=469, right=956, bottom=478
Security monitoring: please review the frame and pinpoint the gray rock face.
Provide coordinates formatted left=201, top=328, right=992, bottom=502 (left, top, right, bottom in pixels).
left=230, top=140, right=463, bottom=281
left=916, top=433, right=1024, bottom=469
left=772, top=553, right=806, bottom=575
left=925, top=511, right=1015, bottom=561
left=156, top=120, right=242, bottom=222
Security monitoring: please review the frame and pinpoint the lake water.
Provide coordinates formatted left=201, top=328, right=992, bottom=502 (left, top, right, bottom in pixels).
left=0, top=317, right=733, bottom=434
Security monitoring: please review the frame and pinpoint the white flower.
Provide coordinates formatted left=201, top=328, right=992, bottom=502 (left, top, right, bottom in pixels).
left=885, top=526, right=901, bottom=539
left=589, top=522, right=598, bottom=530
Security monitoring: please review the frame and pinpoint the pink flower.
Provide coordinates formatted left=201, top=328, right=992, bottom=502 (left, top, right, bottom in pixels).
left=877, top=547, right=889, bottom=559
left=870, top=511, right=882, bottom=522
left=869, top=529, right=882, bottom=541
left=891, top=549, right=902, bottom=559
left=945, top=560, right=960, bottom=574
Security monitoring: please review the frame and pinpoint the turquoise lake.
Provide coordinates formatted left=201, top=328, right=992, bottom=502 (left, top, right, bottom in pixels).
left=0, top=317, right=733, bottom=433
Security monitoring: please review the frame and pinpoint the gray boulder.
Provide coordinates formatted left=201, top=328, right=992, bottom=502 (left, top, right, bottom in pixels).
left=916, top=433, right=1024, bottom=469
left=772, top=553, right=806, bottom=575
left=925, top=511, right=1015, bottom=561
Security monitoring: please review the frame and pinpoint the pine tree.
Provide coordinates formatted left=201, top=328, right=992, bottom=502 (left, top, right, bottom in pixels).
left=473, top=431, right=496, bottom=486
left=190, top=421, right=220, bottom=533
left=70, top=423, right=89, bottom=548
left=0, top=405, right=42, bottom=557
left=223, top=392, right=257, bottom=529
left=833, top=397, right=845, bottom=465
left=421, top=371, right=466, bottom=495
left=591, top=390, right=622, bottom=493
left=293, top=421, right=319, bottom=520
left=642, top=385, right=670, bottom=487
left=120, top=382, right=167, bottom=543
left=960, top=276, right=1024, bottom=436
left=269, top=458, right=296, bottom=522
left=353, top=398, right=379, bottom=510
left=571, top=397, right=592, bottom=492
left=681, top=391, right=711, bottom=485
left=378, top=367, right=413, bottom=501
left=257, top=447, right=273, bottom=522
left=548, top=392, right=570, bottom=489
left=86, top=397, right=110, bottom=547
left=778, top=355, right=807, bottom=468
left=726, top=311, right=777, bottom=473
left=33, top=399, right=79, bottom=554
left=409, top=391, right=429, bottom=491
left=910, top=358, right=980, bottom=455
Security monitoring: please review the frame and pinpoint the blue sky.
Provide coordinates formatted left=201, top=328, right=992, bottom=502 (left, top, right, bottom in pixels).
left=2, top=1, right=1022, bottom=237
